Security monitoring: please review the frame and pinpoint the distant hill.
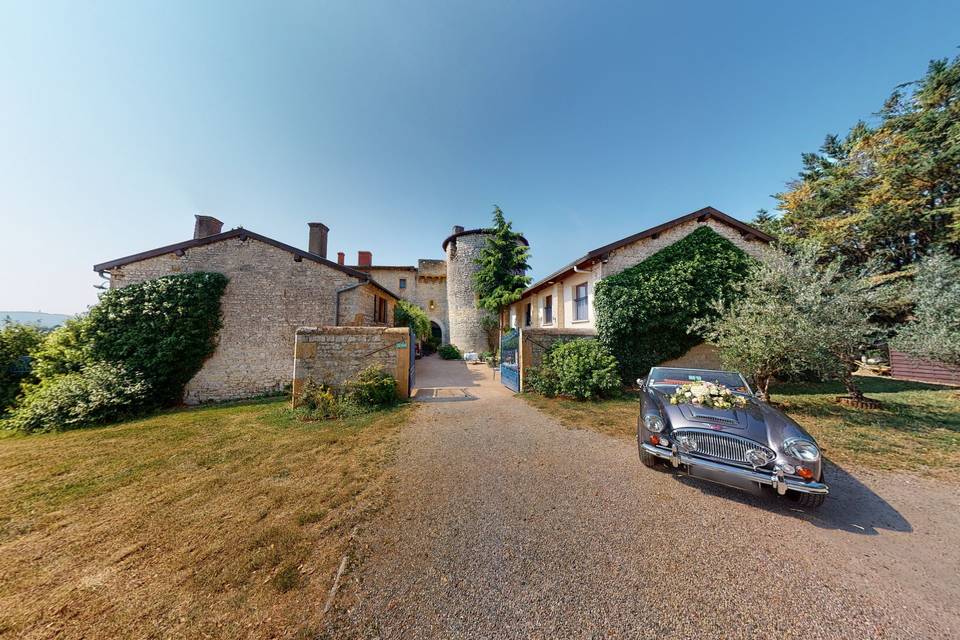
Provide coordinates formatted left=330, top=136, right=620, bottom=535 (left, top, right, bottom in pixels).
left=1, top=312, right=73, bottom=329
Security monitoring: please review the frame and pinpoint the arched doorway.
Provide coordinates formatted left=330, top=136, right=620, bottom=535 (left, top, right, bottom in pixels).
left=430, top=321, right=443, bottom=344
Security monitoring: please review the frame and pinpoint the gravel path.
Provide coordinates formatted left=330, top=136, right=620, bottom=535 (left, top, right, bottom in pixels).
left=330, top=357, right=960, bottom=639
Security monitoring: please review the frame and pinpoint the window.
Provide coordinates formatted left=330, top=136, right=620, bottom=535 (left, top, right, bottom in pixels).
left=524, top=302, right=532, bottom=327
left=399, top=278, right=407, bottom=290
left=574, top=283, right=589, bottom=321
left=544, top=295, right=553, bottom=325
left=374, top=295, right=388, bottom=323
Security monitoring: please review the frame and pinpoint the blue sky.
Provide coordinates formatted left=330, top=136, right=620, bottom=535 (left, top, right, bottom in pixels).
left=1, top=1, right=958, bottom=314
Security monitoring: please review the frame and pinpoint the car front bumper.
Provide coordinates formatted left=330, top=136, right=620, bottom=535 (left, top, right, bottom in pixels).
left=641, top=443, right=829, bottom=496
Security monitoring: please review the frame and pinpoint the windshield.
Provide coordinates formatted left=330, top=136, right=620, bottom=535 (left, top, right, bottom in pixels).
left=648, top=367, right=751, bottom=393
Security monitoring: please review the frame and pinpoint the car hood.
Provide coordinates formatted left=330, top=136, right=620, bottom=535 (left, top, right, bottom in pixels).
left=650, top=386, right=806, bottom=448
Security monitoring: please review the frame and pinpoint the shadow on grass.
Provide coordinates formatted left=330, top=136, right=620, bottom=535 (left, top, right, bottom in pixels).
left=774, top=377, right=954, bottom=396
left=666, top=459, right=912, bottom=535
left=772, top=377, right=960, bottom=437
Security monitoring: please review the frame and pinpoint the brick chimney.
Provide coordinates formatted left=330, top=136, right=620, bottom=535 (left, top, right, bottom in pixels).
left=308, top=223, right=329, bottom=258
left=337, top=251, right=345, bottom=265
left=194, top=215, right=223, bottom=239
left=452, top=225, right=464, bottom=234
left=358, top=251, right=372, bottom=267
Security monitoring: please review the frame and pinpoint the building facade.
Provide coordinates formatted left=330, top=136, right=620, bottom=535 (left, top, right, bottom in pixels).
left=345, top=225, right=529, bottom=355
left=94, top=217, right=398, bottom=403
left=92, top=206, right=767, bottom=402
left=503, top=207, right=772, bottom=332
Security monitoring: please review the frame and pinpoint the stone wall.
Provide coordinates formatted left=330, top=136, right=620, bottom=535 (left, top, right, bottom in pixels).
left=358, top=267, right=417, bottom=298
left=292, top=326, right=411, bottom=403
left=106, top=236, right=386, bottom=403
left=519, top=327, right=597, bottom=391
left=412, top=265, right=449, bottom=344
left=445, top=232, right=493, bottom=354
left=601, top=218, right=767, bottom=278
left=360, top=262, right=449, bottom=343
left=658, top=342, right=724, bottom=371
left=344, top=282, right=396, bottom=328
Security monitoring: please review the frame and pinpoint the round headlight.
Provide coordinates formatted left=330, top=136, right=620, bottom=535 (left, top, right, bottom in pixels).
left=784, top=438, right=820, bottom=462
left=644, top=415, right=665, bottom=433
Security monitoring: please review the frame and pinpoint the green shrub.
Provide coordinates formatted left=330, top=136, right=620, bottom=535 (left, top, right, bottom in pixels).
left=527, top=339, right=621, bottom=400
left=595, top=227, right=754, bottom=383
left=298, top=380, right=341, bottom=419
left=344, top=366, right=397, bottom=408
left=422, top=335, right=440, bottom=355
left=526, top=362, right=561, bottom=397
left=0, top=322, right=45, bottom=414
left=29, top=317, right=92, bottom=380
left=438, top=344, right=462, bottom=360
left=7, top=272, right=228, bottom=433
left=7, top=362, right=151, bottom=433
left=296, top=367, right=398, bottom=421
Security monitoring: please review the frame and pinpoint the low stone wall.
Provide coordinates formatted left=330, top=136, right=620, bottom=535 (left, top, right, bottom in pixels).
left=658, top=342, right=724, bottom=371
left=519, top=327, right=597, bottom=391
left=292, top=326, right=411, bottom=404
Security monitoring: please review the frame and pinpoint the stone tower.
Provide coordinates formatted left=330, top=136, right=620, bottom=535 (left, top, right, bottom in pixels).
left=443, top=224, right=527, bottom=354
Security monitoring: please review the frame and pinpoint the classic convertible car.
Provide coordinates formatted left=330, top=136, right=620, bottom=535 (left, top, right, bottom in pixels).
left=637, top=367, right=828, bottom=507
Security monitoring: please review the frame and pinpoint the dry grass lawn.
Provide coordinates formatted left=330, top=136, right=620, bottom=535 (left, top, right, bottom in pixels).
left=0, top=398, right=413, bottom=639
left=524, top=377, right=960, bottom=479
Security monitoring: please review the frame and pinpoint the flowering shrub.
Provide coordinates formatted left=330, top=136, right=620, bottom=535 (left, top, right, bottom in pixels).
left=668, top=381, right=749, bottom=410
left=8, top=362, right=151, bottom=433
left=8, top=272, right=228, bottom=433
left=84, top=272, right=228, bottom=406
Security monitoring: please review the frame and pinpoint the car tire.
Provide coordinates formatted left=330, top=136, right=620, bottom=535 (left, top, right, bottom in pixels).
left=786, top=469, right=826, bottom=508
left=638, top=438, right=658, bottom=468
left=788, top=491, right=826, bottom=509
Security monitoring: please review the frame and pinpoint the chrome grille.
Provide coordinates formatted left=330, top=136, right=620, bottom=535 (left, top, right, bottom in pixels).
left=673, top=429, right=775, bottom=466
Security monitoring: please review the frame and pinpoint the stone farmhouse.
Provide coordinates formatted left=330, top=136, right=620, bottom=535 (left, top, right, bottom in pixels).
left=503, top=206, right=772, bottom=332
left=94, top=206, right=768, bottom=403
left=94, top=216, right=401, bottom=403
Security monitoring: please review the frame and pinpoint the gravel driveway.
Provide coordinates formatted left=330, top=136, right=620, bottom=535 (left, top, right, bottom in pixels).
left=330, top=357, right=960, bottom=639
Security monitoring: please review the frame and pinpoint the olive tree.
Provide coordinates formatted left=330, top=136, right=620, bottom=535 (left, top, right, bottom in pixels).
left=890, top=252, right=960, bottom=367
left=695, top=248, right=879, bottom=400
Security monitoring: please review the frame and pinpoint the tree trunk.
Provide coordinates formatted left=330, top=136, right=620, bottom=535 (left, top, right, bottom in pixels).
left=755, top=375, right=771, bottom=402
left=841, top=368, right=864, bottom=399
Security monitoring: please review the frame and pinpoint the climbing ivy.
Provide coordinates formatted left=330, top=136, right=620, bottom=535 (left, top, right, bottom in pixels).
left=595, top=227, right=755, bottom=382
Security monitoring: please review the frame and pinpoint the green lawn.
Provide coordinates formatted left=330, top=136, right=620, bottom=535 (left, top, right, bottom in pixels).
left=524, top=377, right=960, bottom=478
left=0, top=398, right=413, bottom=639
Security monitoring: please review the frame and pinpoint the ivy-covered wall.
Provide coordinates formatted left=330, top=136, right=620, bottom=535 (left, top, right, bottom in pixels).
left=594, top=226, right=755, bottom=382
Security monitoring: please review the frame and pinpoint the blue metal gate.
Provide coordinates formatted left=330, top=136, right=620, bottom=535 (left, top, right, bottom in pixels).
left=500, top=328, right=520, bottom=392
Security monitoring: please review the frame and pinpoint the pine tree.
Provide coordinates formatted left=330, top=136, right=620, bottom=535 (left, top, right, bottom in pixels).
left=473, top=206, right=531, bottom=313
left=774, top=54, right=960, bottom=273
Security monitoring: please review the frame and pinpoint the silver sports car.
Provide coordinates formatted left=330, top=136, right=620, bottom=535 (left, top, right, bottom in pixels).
left=637, top=367, right=828, bottom=508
